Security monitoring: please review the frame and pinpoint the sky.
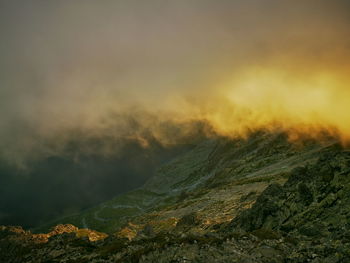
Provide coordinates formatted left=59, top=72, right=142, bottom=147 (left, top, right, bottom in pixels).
left=0, top=0, right=349, bottom=227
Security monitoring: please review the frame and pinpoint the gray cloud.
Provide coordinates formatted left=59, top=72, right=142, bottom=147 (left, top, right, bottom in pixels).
left=1, top=2, right=349, bottom=164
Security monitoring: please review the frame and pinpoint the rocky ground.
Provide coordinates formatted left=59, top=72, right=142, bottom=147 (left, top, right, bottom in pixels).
left=1, top=133, right=350, bottom=262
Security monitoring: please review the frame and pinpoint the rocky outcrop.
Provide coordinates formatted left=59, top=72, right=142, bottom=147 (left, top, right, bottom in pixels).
left=231, top=146, right=350, bottom=262
left=0, top=224, right=107, bottom=263
left=2, top=135, right=350, bottom=262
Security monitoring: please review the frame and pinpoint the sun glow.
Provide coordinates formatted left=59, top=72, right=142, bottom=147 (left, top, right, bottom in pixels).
left=193, top=66, right=350, bottom=143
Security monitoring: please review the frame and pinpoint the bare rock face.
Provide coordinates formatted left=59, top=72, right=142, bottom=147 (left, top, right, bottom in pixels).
left=49, top=224, right=78, bottom=235
left=230, top=149, right=350, bottom=262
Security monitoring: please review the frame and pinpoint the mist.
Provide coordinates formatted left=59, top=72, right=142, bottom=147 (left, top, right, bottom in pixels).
left=0, top=0, right=349, bottom=227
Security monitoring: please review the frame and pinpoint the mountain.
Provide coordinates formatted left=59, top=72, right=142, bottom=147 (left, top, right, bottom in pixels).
left=1, top=132, right=350, bottom=262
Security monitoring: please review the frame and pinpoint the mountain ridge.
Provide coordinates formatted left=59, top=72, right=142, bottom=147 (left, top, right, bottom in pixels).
left=36, top=132, right=331, bottom=234
left=2, top=132, right=349, bottom=262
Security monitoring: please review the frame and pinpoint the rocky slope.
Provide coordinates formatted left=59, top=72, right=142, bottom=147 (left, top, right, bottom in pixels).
left=1, top=132, right=349, bottom=262
left=36, top=132, right=329, bottom=234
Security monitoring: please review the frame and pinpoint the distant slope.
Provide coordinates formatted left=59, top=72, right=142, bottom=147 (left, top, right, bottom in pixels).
left=36, top=132, right=335, bottom=233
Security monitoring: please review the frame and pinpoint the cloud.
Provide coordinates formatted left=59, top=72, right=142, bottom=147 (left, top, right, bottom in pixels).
left=0, top=0, right=349, bottom=164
